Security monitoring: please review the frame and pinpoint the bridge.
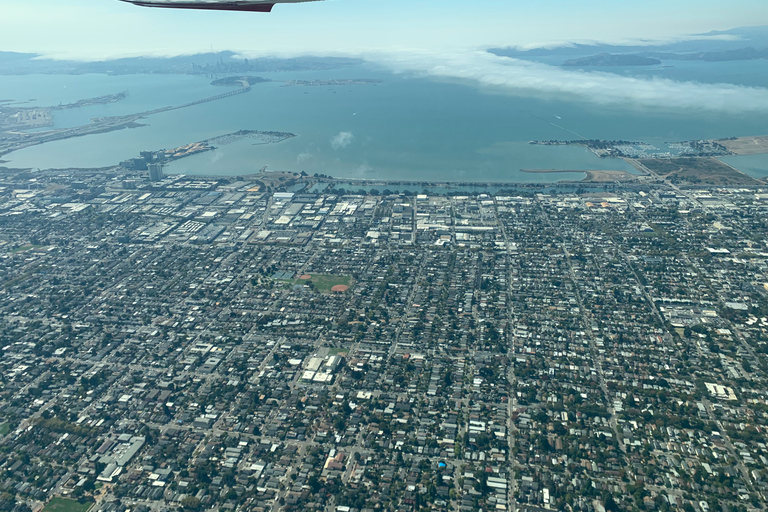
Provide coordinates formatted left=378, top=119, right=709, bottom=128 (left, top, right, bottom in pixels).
left=178, top=80, right=251, bottom=108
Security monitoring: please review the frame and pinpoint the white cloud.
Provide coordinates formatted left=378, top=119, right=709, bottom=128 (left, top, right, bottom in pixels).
left=369, top=49, right=768, bottom=113
left=354, top=163, right=372, bottom=174
left=296, top=151, right=314, bottom=163
left=331, top=131, right=354, bottom=149
left=209, top=150, right=223, bottom=163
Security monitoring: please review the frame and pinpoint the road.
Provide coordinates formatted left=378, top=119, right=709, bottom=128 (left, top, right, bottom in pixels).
left=494, top=197, right=520, bottom=511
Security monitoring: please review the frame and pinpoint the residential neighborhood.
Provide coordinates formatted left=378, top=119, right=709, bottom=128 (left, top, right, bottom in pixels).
left=3, top=168, right=768, bottom=512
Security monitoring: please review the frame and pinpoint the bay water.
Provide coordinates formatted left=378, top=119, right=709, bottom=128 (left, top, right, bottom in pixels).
left=1, top=61, right=766, bottom=182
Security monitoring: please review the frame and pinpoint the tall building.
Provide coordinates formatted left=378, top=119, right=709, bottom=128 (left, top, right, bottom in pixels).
left=148, top=163, right=164, bottom=182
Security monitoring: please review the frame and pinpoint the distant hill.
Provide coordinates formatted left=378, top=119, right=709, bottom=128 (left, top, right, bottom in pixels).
left=563, top=53, right=661, bottom=66
left=647, top=47, right=768, bottom=62
left=488, top=25, right=768, bottom=64
left=559, top=47, right=768, bottom=67
left=0, top=51, right=362, bottom=76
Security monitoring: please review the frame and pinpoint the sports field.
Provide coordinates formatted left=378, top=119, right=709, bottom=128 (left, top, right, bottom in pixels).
left=41, top=498, right=93, bottom=512
left=295, top=274, right=353, bottom=293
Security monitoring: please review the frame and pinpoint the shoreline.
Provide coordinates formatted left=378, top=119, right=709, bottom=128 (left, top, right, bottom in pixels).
left=520, top=168, right=587, bottom=174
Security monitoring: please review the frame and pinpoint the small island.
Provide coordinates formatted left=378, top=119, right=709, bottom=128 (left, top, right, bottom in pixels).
left=563, top=53, right=661, bottom=66
left=51, top=91, right=128, bottom=110
left=210, top=76, right=272, bottom=86
left=282, top=78, right=383, bottom=87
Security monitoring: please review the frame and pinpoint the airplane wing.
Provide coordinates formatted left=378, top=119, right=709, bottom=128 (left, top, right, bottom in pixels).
left=118, top=0, right=320, bottom=11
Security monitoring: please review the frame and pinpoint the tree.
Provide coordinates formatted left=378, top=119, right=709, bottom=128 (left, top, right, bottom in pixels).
left=308, top=474, right=322, bottom=493
left=181, top=496, right=201, bottom=511
left=603, top=493, right=620, bottom=512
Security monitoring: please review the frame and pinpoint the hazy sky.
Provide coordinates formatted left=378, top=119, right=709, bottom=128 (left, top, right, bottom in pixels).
left=2, top=0, right=767, bottom=60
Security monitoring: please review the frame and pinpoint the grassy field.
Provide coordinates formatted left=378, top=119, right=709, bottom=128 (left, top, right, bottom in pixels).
left=716, top=135, right=768, bottom=156
left=0, top=422, right=9, bottom=435
left=295, top=274, right=354, bottom=293
left=640, top=157, right=758, bottom=186
left=41, top=497, right=93, bottom=512
left=10, top=244, right=48, bottom=254
left=582, top=170, right=640, bottom=183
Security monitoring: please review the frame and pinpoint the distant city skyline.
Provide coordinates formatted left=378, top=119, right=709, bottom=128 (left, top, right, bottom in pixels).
left=2, top=0, right=767, bottom=60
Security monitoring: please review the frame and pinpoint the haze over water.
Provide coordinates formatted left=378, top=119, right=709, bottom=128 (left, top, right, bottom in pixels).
left=2, top=61, right=767, bottom=182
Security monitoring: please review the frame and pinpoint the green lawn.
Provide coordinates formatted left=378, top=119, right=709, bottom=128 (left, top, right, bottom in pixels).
left=295, top=274, right=354, bottom=293
left=11, top=244, right=48, bottom=254
left=10, top=244, right=47, bottom=253
left=0, top=422, right=9, bottom=435
left=42, top=497, right=93, bottom=512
